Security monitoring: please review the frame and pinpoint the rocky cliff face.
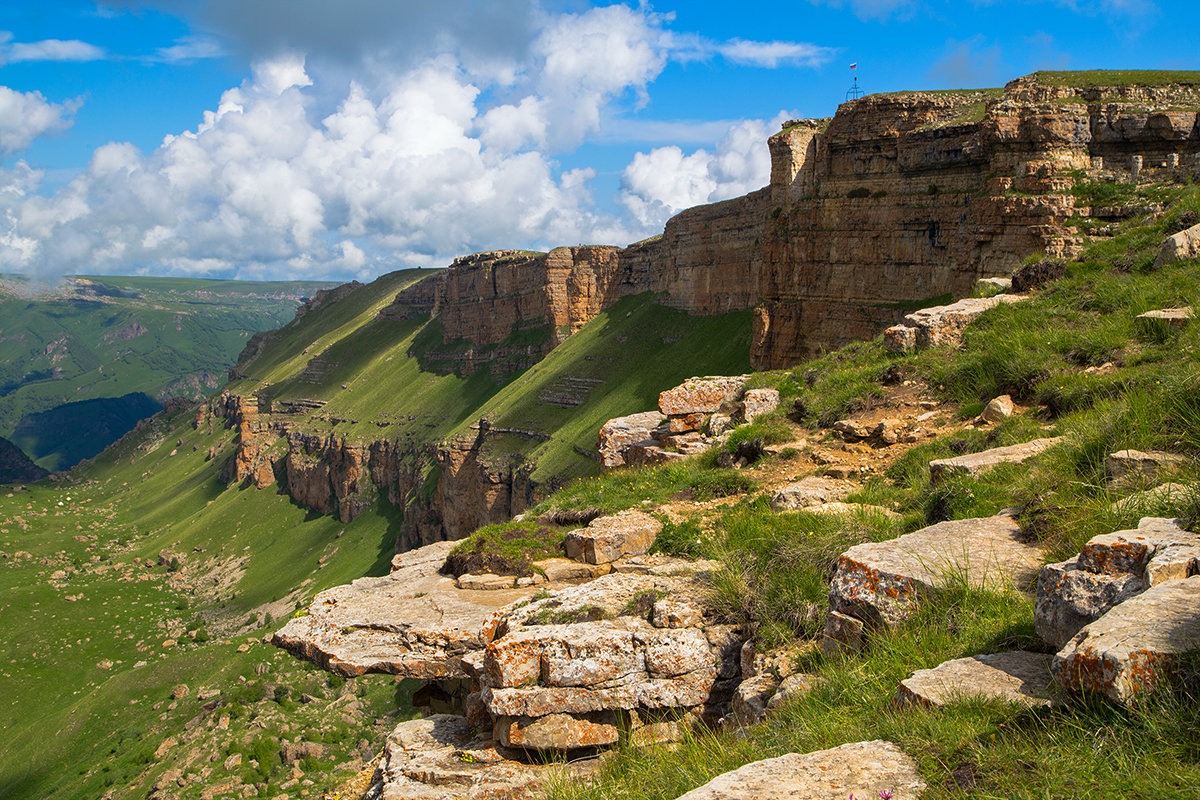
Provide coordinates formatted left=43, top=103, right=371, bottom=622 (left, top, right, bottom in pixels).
left=398, top=246, right=624, bottom=378
left=752, top=76, right=1200, bottom=366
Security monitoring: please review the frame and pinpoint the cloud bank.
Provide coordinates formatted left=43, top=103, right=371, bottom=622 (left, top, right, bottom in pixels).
left=0, top=4, right=825, bottom=280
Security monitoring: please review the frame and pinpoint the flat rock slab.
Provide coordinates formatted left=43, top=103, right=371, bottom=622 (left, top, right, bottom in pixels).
left=897, top=651, right=1053, bottom=709
left=769, top=476, right=855, bottom=511
left=1135, top=307, right=1194, bottom=333
left=1053, top=575, right=1200, bottom=704
left=672, top=740, right=925, bottom=800
left=903, top=294, right=1029, bottom=349
left=272, top=541, right=536, bottom=678
left=371, top=714, right=593, bottom=800
left=1108, top=449, right=1187, bottom=485
left=930, top=437, right=1063, bottom=483
left=829, top=513, right=1042, bottom=627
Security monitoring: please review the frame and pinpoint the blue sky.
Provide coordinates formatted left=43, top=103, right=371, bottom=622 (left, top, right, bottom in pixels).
left=0, top=0, right=1195, bottom=282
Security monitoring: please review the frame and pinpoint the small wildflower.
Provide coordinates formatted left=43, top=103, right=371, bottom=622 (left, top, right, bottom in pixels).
left=879, top=792, right=893, bottom=799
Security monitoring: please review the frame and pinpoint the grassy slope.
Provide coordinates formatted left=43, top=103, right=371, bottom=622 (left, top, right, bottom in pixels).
left=0, top=275, right=337, bottom=466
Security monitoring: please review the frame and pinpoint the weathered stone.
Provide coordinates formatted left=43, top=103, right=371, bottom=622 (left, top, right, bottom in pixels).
left=740, top=388, right=780, bottom=422
left=493, top=712, right=619, bottom=750
left=562, top=510, right=662, bottom=565
left=623, top=441, right=689, bottom=468
left=1053, top=576, right=1200, bottom=704
left=902, top=294, right=1029, bottom=349
left=672, top=740, right=925, bottom=800
left=1036, top=518, right=1200, bottom=647
left=1135, top=307, right=1194, bottom=334
left=481, top=572, right=732, bottom=736
left=611, top=553, right=721, bottom=576
left=896, top=651, right=1054, bottom=709
left=1034, top=557, right=1146, bottom=649
left=832, top=419, right=871, bottom=441
left=731, top=673, right=780, bottom=725
left=981, top=394, right=1015, bottom=424
left=820, top=610, right=865, bottom=656
left=370, top=714, right=590, bottom=800
left=929, top=436, right=1063, bottom=483
left=883, top=324, right=918, bottom=353
left=456, top=573, right=515, bottom=591
left=598, top=411, right=666, bottom=470
left=1154, top=221, right=1200, bottom=266
left=1108, top=449, right=1187, bottom=486
left=652, top=597, right=705, bottom=629
left=829, top=513, right=1042, bottom=628
left=768, top=673, right=817, bottom=709
left=769, top=476, right=854, bottom=512
left=273, top=540, right=536, bottom=678
left=803, top=502, right=900, bottom=519
left=658, top=377, right=747, bottom=416
left=873, top=418, right=904, bottom=446
left=707, top=412, right=736, bottom=437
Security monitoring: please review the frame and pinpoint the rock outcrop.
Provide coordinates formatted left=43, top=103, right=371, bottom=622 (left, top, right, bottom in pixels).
left=1053, top=575, right=1200, bottom=704
left=480, top=569, right=744, bottom=752
left=367, top=714, right=591, bottom=800
left=272, top=541, right=536, bottom=678
left=1035, top=517, right=1200, bottom=648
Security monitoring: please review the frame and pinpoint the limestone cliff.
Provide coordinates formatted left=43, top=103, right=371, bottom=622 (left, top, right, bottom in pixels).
left=753, top=75, right=1200, bottom=366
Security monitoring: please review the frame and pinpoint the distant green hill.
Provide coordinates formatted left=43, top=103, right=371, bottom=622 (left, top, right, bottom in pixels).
left=0, top=275, right=337, bottom=469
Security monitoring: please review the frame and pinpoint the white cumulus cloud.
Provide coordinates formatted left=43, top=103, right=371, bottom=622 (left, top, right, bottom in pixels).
left=0, top=86, right=80, bottom=156
left=619, top=113, right=791, bottom=230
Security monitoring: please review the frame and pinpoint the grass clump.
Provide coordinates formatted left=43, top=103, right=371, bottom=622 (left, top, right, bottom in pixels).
left=443, top=521, right=564, bottom=577
left=533, top=461, right=756, bottom=518
left=704, top=497, right=900, bottom=647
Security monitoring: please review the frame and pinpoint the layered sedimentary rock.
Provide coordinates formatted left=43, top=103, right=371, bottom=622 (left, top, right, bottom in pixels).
left=752, top=76, right=1200, bottom=367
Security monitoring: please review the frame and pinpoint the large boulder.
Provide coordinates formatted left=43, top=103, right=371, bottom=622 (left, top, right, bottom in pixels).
left=671, top=741, right=925, bottom=800
left=658, top=376, right=746, bottom=416
left=929, top=437, right=1063, bottom=483
left=828, top=513, right=1042, bottom=628
left=1053, top=576, right=1200, bottom=704
left=272, top=541, right=536, bottom=678
left=1035, top=517, right=1200, bottom=648
left=598, top=411, right=666, bottom=471
left=562, top=510, right=662, bottom=565
left=740, top=388, right=780, bottom=422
